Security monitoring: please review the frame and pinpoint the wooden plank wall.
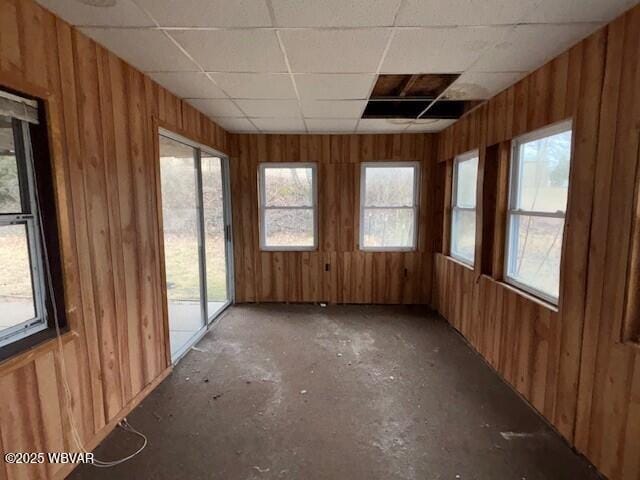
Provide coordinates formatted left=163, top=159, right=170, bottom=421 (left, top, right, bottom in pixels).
left=229, top=133, right=437, bottom=304
left=0, top=1, right=228, bottom=479
left=433, top=5, right=640, bottom=480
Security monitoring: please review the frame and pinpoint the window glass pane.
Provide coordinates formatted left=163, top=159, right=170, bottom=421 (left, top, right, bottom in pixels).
left=201, top=154, right=228, bottom=307
left=264, top=167, right=313, bottom=207
left=364, top=166, right=415, bottom=207
left=265, top=208, right=314, bottom=247
left=159, top=137, right=202, bottom=303
left=159, top=135, right=206, bottom=359
left=0, top=224, right=36, bottom=334
left=455, top=156, right=478, bottom=208
left=507, top=214, right=564, bottom=300
left=0, top=116, right=22, bottom=214
left=362, top=208, right=414, bottom=248
left=451, top=209, right=476, bottom=264
left=516, top=129, right=571, bottom=212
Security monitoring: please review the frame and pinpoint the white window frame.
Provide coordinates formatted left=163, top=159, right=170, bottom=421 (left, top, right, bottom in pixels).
left=258, top=162, right=318, bottom=251
left=504, top=119, right=573, bottom=305
left=359, top=161, right=420, bottom=252
left=450, top=150, right=479, bottom=266
left=0, top=116, right=48, bottom=348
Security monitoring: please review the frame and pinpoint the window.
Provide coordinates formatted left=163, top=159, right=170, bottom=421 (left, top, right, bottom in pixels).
left=450, top=151, right=478, bottom=265
left=505, top=120, right=572, bottom=304
left=1, top=89, right=65, bottom=358
left=258, top=163, right=317, bottom=250
left=359, top=162, right=419, bottom=251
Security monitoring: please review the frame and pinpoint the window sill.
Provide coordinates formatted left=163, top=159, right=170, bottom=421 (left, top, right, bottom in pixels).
left=0, top=328, right=78, bottom=376
left=259, top=246, right=318, bottom=252
left=445, top=255, right=475, bottom=271
left=360, top=247, right=417, bottom=253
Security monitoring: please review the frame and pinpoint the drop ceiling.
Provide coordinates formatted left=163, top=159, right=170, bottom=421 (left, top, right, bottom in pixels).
left=37, top=0, right=637, bottom=134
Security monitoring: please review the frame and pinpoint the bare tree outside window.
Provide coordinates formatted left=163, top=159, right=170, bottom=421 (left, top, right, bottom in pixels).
left=505, top=121, right=572, bottom=304
left=259, top=163, right=317, bottom=250
left=360, top=162, right=419, bottom=251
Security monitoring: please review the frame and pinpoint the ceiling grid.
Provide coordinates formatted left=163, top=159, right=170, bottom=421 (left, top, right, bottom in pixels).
left=36, top=0, right=637, bottom=133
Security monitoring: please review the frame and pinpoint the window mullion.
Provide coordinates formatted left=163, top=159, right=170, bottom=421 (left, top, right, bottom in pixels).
left=507, top=209, right=565, bottom=219
left=263, top=205, right=314, bottom=210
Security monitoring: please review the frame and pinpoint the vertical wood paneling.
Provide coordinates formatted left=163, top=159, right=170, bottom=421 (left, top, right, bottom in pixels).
left=575, top=7, right=640, bottom=480
left=73, top=30, right=121, bottom=425
left=230, top=133, right=436, bottom=304
left=433, top=6, right=640, bottom=480
left=0, top=1, right=229, bottom=478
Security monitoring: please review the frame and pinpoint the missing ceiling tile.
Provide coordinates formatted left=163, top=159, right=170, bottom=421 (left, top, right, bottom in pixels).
left=363, top=74, right=479, bottom=120
left=420, top=100, right=482, bottom=119
left=371, top=74, right=459, bottom=99
left=362, top=100, right=431, bottom=119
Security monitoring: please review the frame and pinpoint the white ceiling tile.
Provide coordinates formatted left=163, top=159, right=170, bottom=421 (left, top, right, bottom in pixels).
left=209, top=73, right=296, bottom=99
left=442, top=72, right=525, bottom=99
left=213, top=117, right=258, bottom=133
left=135, top=0, right=272, bottom=27
left=270, top=0, right=402, bottom=27
left=148, top=72, right=226, bottom=99
left=305, top=119, right=358, bottom=133
left=235, top=99, right=301, bottom=117
left=280, top=29, right=391, bottom=73
left=405, top=119, right=456, bottom=132
left=395, top=0, right=533, bottom=26
left=36, top=0, right=153, bottom=27
left=525, top=0, right=636, bottom=23
left=381, top=27, right=509, bottom=73
left=357, top=119, right=411, bottom=133
left=471, top=23, right=600, bottom=73
left=251, top=117, right=307, bottom=133
left=169, top=30, right=287, bottom=72
left=294, top=74, right=375, bottom=99
left=80, top=28, right=198, bottom=71
left=301, top=100, right=366, bottom=118
left=186, top=99, right=244, bottom=117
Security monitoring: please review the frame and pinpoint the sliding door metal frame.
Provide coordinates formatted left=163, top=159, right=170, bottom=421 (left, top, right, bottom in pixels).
left=158, top=128, right=234, bottom=338
left=199, top=147, right=235, bottom=324
left=219, top=155, right=235, bottom=318
left=194, top=147, right=209, bottom=326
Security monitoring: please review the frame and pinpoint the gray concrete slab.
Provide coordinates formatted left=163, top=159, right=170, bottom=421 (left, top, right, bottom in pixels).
left=70, top=304, right=601, bottom=480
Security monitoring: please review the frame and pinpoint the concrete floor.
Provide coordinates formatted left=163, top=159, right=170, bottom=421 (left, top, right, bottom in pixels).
left=168, top=301, right=227, bottom=360
left=71, top=304, right=601, bottom=480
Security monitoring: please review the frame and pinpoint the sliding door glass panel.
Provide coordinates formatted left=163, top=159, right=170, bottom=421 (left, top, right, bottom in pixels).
left=159, top=135, right=205, bottom=359
left=201, top=153, right=229, bottom=320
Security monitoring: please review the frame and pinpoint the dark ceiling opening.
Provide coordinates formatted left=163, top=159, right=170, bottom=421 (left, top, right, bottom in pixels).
left=362, top=73, right=481, bottom=120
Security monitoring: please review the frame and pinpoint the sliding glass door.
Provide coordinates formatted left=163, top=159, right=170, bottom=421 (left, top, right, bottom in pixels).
left=201, top=152, right=233, bottom=320
left=159, top=131, right=233, bottom=362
